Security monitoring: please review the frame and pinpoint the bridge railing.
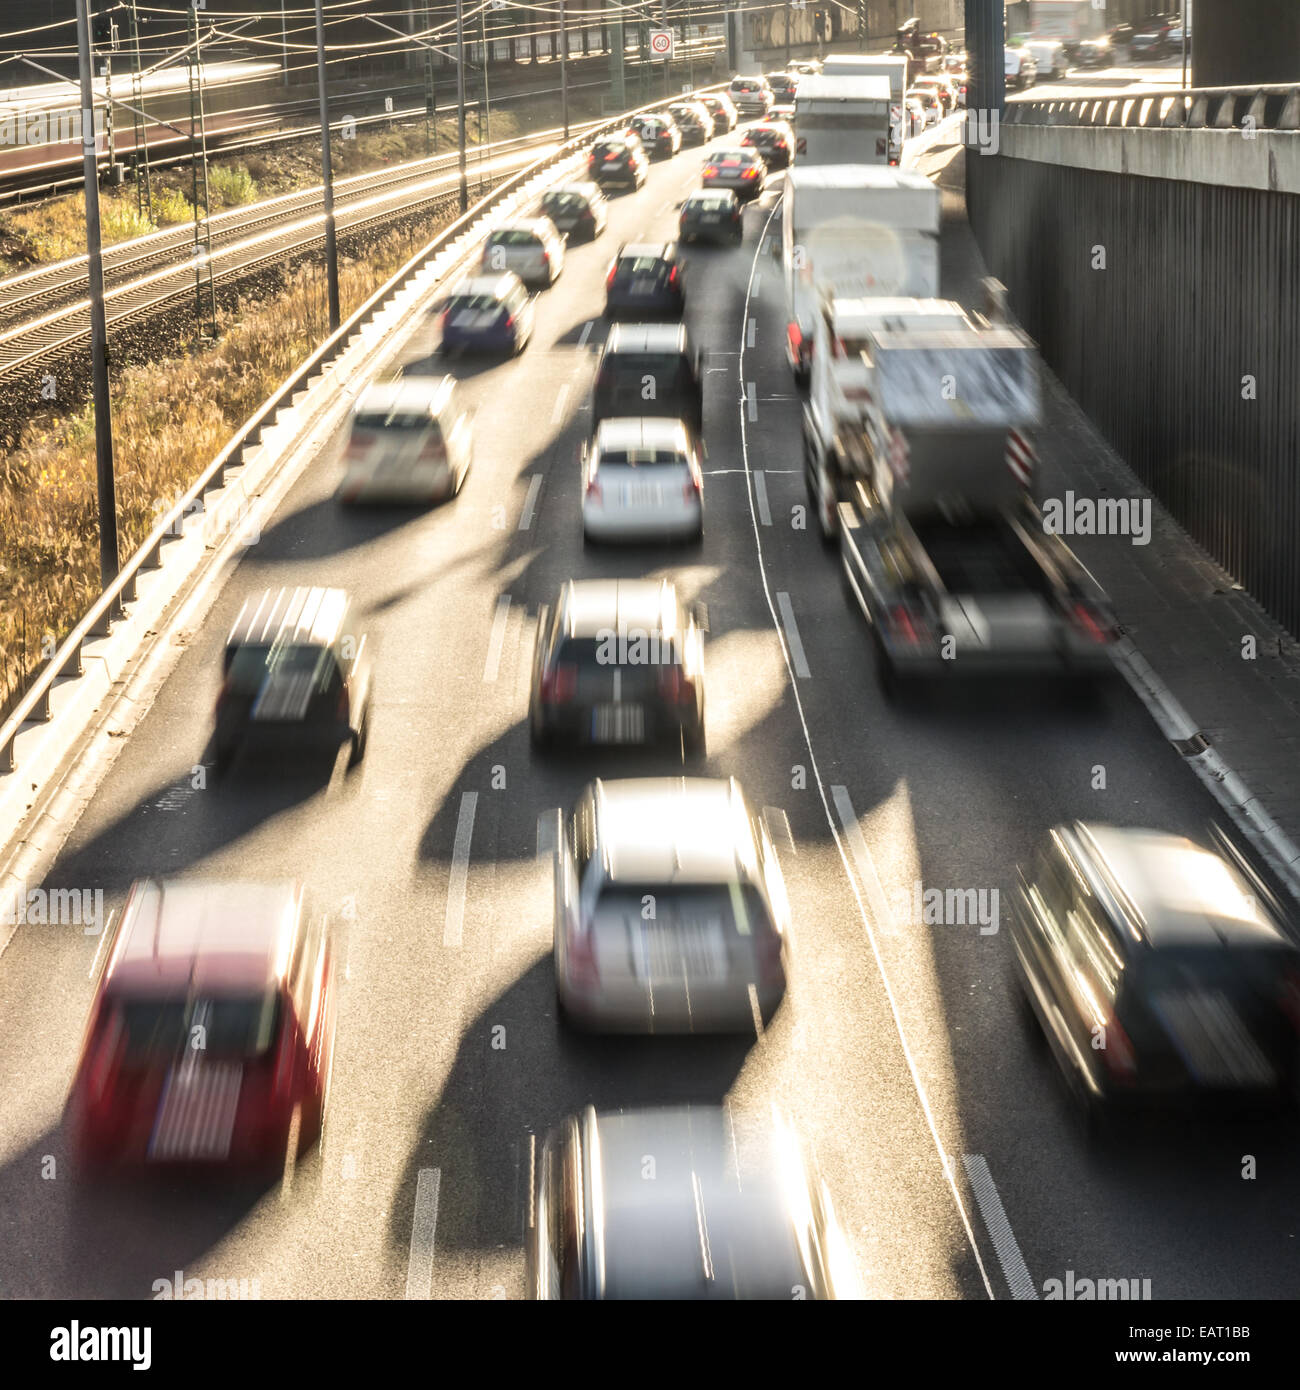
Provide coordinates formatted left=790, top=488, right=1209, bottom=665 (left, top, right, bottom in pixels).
left=1004, top=84, right=1300, bottom=131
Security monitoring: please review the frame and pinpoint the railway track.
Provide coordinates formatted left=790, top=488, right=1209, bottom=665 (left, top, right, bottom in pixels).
left=0, top=118, right=603, bottom=390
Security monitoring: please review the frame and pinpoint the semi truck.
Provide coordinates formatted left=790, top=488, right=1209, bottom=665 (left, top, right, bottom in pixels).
left=802, top=283, right=1118, bottom=695
left=791, top=75, right=894, bottom=167
left=782, top=164, right=940, bottom=387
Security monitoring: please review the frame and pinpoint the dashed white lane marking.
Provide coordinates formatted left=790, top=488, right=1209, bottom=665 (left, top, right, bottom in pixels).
left=735, top=198, right=995, bottom=1301
left=518, top=475, right=543, bottom=530
left=482, top=595, right=512, bottom=682
left=753, top=272, right=761, bottom=297
left=753, top=470, right=772, bottom=526
left=746, top=380, right=758, bottom=422
left=405, top=1167, right=442, bottom=1299
left=775, top=591, right=810, bottom=678
left=962, top=1155, right=1038, bottom=1300
left=577, top=320, right=593, bottom=349
left=443, top=792, right=478, bottom=948
left=746, top=317, right=756, bottom=347
left=830, top=787, right=898, bottom=938
left=550, top=383, right=570, bottom=425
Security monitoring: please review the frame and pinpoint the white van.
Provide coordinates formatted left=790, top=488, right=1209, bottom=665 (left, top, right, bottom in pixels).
left=339, top=377, right=472, bottom=505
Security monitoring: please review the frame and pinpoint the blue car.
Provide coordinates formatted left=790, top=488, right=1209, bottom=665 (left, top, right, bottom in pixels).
left=436, top=271, right=533, bottom=356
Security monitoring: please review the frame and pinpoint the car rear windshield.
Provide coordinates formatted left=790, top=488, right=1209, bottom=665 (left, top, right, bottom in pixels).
left=487, top=229, right=541, bottom=247
left=746, top=128, right=782, bottom=144
left=557, top=634, right=680, bottom=670
left=1128, top=947, right=1297, bottom=1001
left=614, top=256, right=668, bottom=279
left=114, top=993, right=282, bottom=1063
left=596, top=883, right=774, bottom=937
left=596, top=445, right=687, bottom=466
left=353, top=409, right=437, bottom=434
left=444, top=293, right=505, bottom=315
left=686, top=195, right=732, bottom=210
left=543, top=192, right=585, bottom=211
left=733, top=79, right=760, bottom=91
left=599, top=353, right=692, bottom=393
left=226, top=643, right=334, bottom=693
left=595, top=141, right=628, bottom=156
left=711, top=153, right=754, bottom=167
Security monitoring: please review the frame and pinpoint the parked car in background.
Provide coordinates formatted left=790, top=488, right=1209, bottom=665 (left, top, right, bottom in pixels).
left=339, top=376, right=472, bottom=506
left=699, top=92, right=739, bottom=133
left=435, top=271, right=533, bottom=356
left=1012, top=823, right=1300, bottom=1134
left=538, top=182, right=608, bottom=241
left=214, top=587, right=371, bottom=772
left=550, top=777, right=788, bottom=1030
left=679, top=188, right=744, bottom=246
left=702, top=146, right=767, bottom=201
left=603, top=242, right=685, bottom=320
left=587, top=133, right=648, bottom=190
left=580, top=418, right=704, bottom=547
left=627, top=111, right=682, bottom=159
left=68, top=879, right=337, bottom=1176
left=1004, top=46, right=1038, bottom=89
left=1024, top=39, right=1066, bottom=80
left=479, top=217, right=564, bottom=288
left=530, top=1105, right=862, bottom=1298
left=728, top=75, right=773, bottom=119
left=741, top=120, right=794, bottom=169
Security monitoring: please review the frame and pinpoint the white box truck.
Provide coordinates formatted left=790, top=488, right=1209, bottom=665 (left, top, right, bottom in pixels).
left=781, top=164, right=940, bottom=385
left=818, top=54, right=909, bottom=159
left=792, top=75, right=894, bottom=167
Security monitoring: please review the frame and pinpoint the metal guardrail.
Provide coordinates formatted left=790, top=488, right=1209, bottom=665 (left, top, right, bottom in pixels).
left=0, top=81, right=724, bottom=775
left=1002, top=83, right=1300, bottom=131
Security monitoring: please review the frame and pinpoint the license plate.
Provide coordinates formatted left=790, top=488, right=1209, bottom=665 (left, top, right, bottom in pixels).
left=701, top=213, right=720, bottom=223
left=637, top=921, right=724, bottom=980
left=621, top=483, right=664, bottom=506
left=592, top=703, right=644, bottom=743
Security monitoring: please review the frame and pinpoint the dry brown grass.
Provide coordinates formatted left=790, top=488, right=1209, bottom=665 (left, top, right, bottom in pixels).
left=0, top=226, right=426, bottom=712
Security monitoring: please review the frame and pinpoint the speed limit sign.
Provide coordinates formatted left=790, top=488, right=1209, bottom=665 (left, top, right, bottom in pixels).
left=649, top=28, right=674, bottom=58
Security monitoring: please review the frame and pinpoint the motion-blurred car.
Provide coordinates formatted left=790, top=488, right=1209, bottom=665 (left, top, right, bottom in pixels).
left=678, top=188, right=744, bottom=246
left=592, top=322, right=704, bottom=436
left=788, top=58, right=821, bottom=76
left=1024, top=39, right=1066, bottom=80
left=699, top=92, right=739, bottom=134
left=1074, top=35, right=1112, bottom=68
left=435, top=271, right=533, bottom=356
left=68, top=879, right=336, bottom=1174
left=339, top=376, right=472, bottom=505
left=911, top=73, right=958, bottom=113
left=530, top=1105, right=861, bottom=1298
left=580, top=417, right=703, bottom=546
left=903, top=96, right=927, bottom=137
left=728, top=75, right=773, bottom=119
left=603, top=242, right=685, bottom=320
left=906, top=86, right=943, bottom=125
left=214, top=587, right=371, bottom=772
left=530, top=578, right=706, bottom=751
left=538, top=182, right=608, bottom=241
left=741, top=120, right=794, bottom=169
left=1004, top=46, right=1038, bottom=89
left=550, top=777, right=790, bottom=1029
left=627, top=111, right=682, bottom=159
left=479, top=217, right=564, bottom=288
left=1012, top=824, right=1300, bottom=1131
left=667, top=101, right=712, bottom=146
left=587, top=133, right=648, bottom=190
left=765, top=71, right=799, bottom=105
left=942, top=50, right=967, bottom=74
left=1128, top=13, right=1179, bottom=58
left=702, top=146, right=766, bottom=201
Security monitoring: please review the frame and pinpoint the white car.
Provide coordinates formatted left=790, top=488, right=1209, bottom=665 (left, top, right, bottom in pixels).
left=551, top=777, right=791, bottom=1032
left=905, top=86, right=942, bottom=126
left=339, top=376, right=472, bottom=505
left=479, top=217, right=565, bottom=288
left=1004, top=46, right=1038, bottom=89
left=904, top=97, right=927, bottom=137
left=1024, top=40, right=1065, bottom=80
left=581, top=417, right=703, bottom=545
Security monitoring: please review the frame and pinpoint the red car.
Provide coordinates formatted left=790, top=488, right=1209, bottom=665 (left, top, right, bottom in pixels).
left=67, top=879, right=336, bottom=1176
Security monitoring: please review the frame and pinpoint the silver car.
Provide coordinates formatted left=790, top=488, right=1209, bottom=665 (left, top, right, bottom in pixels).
left=581, top=417, right=703, bottom=544
left=479, top=217, right=565, bottom=288
left=339, top=376, right=472, bottom=505
left=551, top=777, right=791, bottom=1032
left=530, top=1105, right=862, bottom=1298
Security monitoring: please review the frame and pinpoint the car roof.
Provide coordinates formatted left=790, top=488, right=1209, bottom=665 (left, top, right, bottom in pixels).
left=578, top=1106, right=813, bottom=1299
left=488, top=218, right=553, bottom=238
left=560, top=578, right=679, bottom=638
left=592, top=777, right=756, bottom=883
left=616, top=242, right=673, bottom=260
left=227, top=586, right=350, bottom=650
left=684, top=188, right=737, bottom=203
left=545, top=181, right=600, bottom=198
left=604, top=321, right=690, bottom=354
left=593, top=416, right=691, bottom=453
left=355, top=375, right=455, bottom=417
left=448, top=271, right=523, bottom=299
left=710, top=145, right=761, bottom=160
left=1064, top=824, right=1295, bottom=951
left=106, top=879, right=301, bottom=995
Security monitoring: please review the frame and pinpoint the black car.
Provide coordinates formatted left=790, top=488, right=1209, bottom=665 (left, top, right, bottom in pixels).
left=604, top=242, right=685, bottom=320
left=741, top=120, right=794, bottom=169
left=592, top=322, right=704, bottom=437
left=1012, top=823, right=1300, bottom=1134
left=539, top=182, right=608, bottom=240
left=765, top=71, right=798, bottom=104
left=1072, top=36, right=1112, bottom=69
left=627, top=112, right=682, bottom=159
left=699, top=93, right=738, bottom=134
left=667, top=101, right=712, bottom=146
left=215, top=586, right=371, bottom=773
left=679, top=189, right=743, bottom=246
left=529, top=579, right=706, bottom=753
left=586, top=135, right=648, bottom=190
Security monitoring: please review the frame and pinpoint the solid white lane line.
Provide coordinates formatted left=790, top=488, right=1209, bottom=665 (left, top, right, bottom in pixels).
left=775, top=591, right=810, bottom=678
left=831, top=787, right=898, bottom=938
left=962, top=1155, right=1038, bottom=1300
left=735, top=200, right=995, bottom=1301
left=753, top=470, right=772, bottom=526
left=443, top=792, right=478, bottom=948
left=482, top=595, right=512, bottom=682
left=405, top=1167, right=442, bottom=1299
left=518, top=474, right=543, bottom=530
left=577, top=320, right=593, bottom=349
left=86, top=909, right=116, bottom=979
left=550, top=383, right=570, bottom=425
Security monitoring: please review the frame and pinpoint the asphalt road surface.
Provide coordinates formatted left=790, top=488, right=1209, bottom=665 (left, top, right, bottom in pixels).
left=0, top=118, right=1296, bottom=1303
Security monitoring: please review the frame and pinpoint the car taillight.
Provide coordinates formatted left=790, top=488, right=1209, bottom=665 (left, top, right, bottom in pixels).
left=272, top=1024, right=297, bottom=1097
left=1068, top=600, right=1112, bottom=644
left=703, top=166, right=717, bottom=178
left=682, top=469, right=701, bottom=501
left=605, top=263, right=617, bottom=289
left=540, top=663, right=577, bottom=704
left=1098, top=1013, right=1137, bottom=1081
left=567, top=927, right=599, bottom=989
left=657, top=665, right=695, bottom=705
left=667, top=264, right=679, bottom=287
left=890, top=603, right=931, bottom=646
left=540, top=251, right=550, bottom=269
left=346, top=431, right=376, bottom=459
left=742, top=168, right=758, bottom=179
left=336, top=685, right=350, bottom=723
left=504, top=313, right=515, bottom=331
left=585, top=474, right=602, bottom=502
left=757, top=931, right=784, bottom=986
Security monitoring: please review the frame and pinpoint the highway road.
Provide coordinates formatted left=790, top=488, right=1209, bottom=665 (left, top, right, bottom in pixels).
left=0, top=116, right=1297, bottom=1303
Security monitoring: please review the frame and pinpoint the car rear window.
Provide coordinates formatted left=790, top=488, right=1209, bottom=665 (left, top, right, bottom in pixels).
left=543, top=192, right=585, bottom=212
left=353, top=409, right=436, bottom=433
left=596, top=446, right=688, bottom=467
left=733, top=79, right=760, bottom=91
left=487, top=229, right=541, bottom=247
left=225, top=642, right=334, bottom=693
left=444, top=293, right=505, bottom=315
left=557, top=634, right=679, bottom=669
left=615, top=256, right=668, bottom=278
left=599, top=352, right=692, bottom=392
left=711, top=153, right=752, bottom=168
left=596, top=883, right=774, bottom=937
left=114, top=993, right=281, bottom=1063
